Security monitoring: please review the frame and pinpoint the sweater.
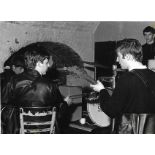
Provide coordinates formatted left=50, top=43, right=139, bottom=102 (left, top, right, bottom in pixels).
left=99, top=69, right=155, bottom=118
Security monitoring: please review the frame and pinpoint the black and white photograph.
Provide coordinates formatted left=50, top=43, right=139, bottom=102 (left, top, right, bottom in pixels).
left=1, top=21, right=155, bottom=134
left=0, top=0, right=155, bottom=155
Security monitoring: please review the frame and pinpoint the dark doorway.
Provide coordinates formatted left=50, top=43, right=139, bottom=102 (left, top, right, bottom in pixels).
left=95, top=41, right=117, bottom=79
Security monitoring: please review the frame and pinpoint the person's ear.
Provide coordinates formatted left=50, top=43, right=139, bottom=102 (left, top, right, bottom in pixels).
left=125, top=54, right=134, bottom=61
left=36, top=61, right=42, bottom=68
left=116, top=57, right=119, bottom=62
left=21, top=68, right=24, bottom=73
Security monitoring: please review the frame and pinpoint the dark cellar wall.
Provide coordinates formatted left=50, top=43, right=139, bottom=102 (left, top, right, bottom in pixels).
left=95, top=41, right=117, bottom=78
left=94, top=22, right=155, bottom=78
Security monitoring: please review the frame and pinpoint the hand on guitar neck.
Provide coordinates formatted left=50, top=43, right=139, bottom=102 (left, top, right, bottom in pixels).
left=64, top=96, right=72, bottom=106
left=90, top=80, right=105, bottom=92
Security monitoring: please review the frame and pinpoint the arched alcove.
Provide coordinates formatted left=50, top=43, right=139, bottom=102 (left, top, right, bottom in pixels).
left=7, top=41, right=94, bottom=87
left=15, top=41, right=84, bottom=68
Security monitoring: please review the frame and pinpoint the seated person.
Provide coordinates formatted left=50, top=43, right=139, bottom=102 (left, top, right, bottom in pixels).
left=1, top=54, right=25, bottom=91
left=1, top=46, right=71, bottom=134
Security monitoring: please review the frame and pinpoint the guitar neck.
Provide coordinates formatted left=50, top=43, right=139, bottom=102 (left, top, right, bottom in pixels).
left=83, top=75, right=97, bottom=85
left=63, top=67, right=97, bottom=85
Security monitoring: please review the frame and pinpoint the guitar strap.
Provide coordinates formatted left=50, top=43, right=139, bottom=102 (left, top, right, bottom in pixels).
left=131, top=70, right=155, bottom=97
left=115, top=70, right=155, bottom=134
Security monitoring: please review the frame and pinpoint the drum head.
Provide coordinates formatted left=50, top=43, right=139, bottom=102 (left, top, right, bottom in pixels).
left=87, top=102, right=110, bottom=127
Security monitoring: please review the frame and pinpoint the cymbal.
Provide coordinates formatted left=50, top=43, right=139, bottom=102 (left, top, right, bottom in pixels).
left=82, top=61, right=95, bottom=65
left=83, top=61, right=110, bottom=69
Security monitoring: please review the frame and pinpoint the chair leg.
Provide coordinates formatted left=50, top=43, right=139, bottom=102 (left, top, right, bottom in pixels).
left=50, top=107, right=56, bottom=134
left=20, top=108, right=24, bottom=134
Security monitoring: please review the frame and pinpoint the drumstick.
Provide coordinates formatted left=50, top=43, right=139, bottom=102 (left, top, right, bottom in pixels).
left=69, top=94, right=83, bottom=99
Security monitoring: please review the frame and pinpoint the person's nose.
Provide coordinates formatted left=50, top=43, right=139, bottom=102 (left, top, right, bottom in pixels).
left=116, top=57, right=119, bottom=62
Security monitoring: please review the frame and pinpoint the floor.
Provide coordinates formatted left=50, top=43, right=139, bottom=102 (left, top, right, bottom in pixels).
left=62, top=112, right=112, bottom=134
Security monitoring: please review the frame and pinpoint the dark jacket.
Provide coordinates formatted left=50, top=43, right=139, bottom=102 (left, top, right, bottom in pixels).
left=0, top=69, right=15, bottom=91
left=2, top=69, right=65, bottom=107
left=1, top=69, right=68, bottom=133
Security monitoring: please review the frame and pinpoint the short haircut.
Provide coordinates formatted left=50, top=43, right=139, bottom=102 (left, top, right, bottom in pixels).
left=24, top=46, right=50, bottom=70
left=12, top=55, right=25, bottom=68
left=116, top=39, right=143, bottom=62
left=143, top=26, right=155, bottom=34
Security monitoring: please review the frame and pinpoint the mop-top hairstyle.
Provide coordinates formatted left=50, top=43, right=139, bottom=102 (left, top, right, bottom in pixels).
left=24, top=46, right=50, bottom=70
left=143, top=26, right=155, bottom=34
left=116, top=39, right=143, bottom=62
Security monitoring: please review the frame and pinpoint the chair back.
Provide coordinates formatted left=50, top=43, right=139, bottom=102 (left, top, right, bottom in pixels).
left=20, top=106, right=56, bottom=134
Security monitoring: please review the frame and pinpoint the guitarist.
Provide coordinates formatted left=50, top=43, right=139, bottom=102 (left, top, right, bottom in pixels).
left=90, top=39, right=155, bottom=134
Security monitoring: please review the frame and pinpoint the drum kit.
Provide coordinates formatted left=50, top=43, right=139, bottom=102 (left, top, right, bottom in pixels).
left=86, top=90, right=112, bottom=127
left=85, top=59, right=155, bottom=127
left=58, top=61, right=125, bottom=127
left=82, top=61, right=125, bottom=127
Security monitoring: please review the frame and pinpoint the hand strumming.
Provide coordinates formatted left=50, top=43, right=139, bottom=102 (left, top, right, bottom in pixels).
left=90, top=80, right=105, bottom=92
left=64, top=96, right=72, bottom=106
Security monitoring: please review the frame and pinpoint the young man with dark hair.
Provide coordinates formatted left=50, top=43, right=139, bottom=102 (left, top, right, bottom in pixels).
left=0, top=55, right=25, bottom=94
left=142, top=26, right=155, bottom=65
left=90, top=39, right=155, bottom=134
left=11, top=55, right=25, bottom=75
left=1, top=46, right=71, bottom=133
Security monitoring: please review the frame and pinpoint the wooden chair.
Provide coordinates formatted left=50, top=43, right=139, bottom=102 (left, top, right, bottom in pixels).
left=19, top=106, right=56, bottom=134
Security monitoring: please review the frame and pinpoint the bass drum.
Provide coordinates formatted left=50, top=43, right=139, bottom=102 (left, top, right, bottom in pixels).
left=87, top=88, right=112, bottom=127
